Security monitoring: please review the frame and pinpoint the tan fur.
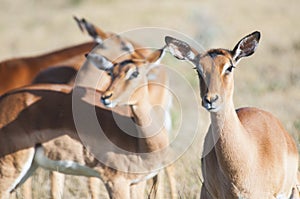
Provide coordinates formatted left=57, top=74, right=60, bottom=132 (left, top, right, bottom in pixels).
left=99, top=49, right=177, bottom=197
left=0, top=82, right=156, bottom=198
left=0, top=42, right=95, bottom=95
left=74, top=16, right=152, bottom=59
left=0, top=17, right=175, bottom=198
left=199, top=50, right=299, bottom=199
left=0, top=18, right=156, bottom=199
left=0, top=53, right=175, bottom=199
left=0, top=16, right=151, bottom=96
left=165, top=33, right=299, bottom=199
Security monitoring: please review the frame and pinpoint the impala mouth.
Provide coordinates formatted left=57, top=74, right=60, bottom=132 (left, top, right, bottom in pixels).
left=203, top=103, right=220, bottom=112
left=101, top=97, right=117, bottom=108
left=206, top=107, right=218, bottom=112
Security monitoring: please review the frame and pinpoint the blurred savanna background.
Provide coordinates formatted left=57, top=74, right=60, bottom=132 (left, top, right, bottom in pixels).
left=0, top=0, right=299, bottom=198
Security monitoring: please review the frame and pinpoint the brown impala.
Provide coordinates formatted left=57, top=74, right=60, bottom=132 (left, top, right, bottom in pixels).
left=165, top=32, right=299, bottom=199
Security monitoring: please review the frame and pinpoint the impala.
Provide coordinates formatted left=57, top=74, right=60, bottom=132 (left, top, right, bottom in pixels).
left=33, top=18, right=175, bottom=198
left=0, top=17, right=153, bottom=199
left=165, top=32, right=299, bottom=198
left=89, top=48, right=176, bottom=198
left=74, top=16, right=152, bottom=59
left=0, top=47, right=174, bottom=199
left=0, top=16, right=146, bottom=96
left=0, top=19, right=96, bottom=199
left=0, top=41, right=95, bottom=95
left=40, top=17, right=176, bottom=199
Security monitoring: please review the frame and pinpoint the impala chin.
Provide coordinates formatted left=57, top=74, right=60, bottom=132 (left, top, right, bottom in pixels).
left=106, top=102, right=117, bottom=108
left=203, top=103, right=222, bottom=112
left=207, top=106, right=222, bottom=112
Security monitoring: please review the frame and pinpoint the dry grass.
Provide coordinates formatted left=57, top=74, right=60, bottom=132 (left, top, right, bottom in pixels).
left=0, top=0, right=299, bottom=198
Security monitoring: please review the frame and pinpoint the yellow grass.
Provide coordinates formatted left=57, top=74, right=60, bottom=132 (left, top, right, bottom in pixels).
left=0, top=0, right=299, bottom=198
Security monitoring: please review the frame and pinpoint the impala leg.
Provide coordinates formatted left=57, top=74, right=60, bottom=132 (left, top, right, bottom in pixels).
left=130, top=180, right=146, bottom=199
left=105, top=178, right=130, bottom=199
left=20, top=178, right=32, bottom=199
left=155, top=171, right=165, bottom=199
left=0, top=148, right=35, bottom=199
left=149, top=167, right=176, bottom=199
left=200, top=184, right=213, bottom=199
left=165, top=165, right=177, bottom=199
left=0, top=192, right=9, bottom=199
left=289, top=187, right=300, bottom=199
left=50, top=171, right=65, bottom=199
left=34, top=146, right=100, bottom=178
left=13, top=160, right=38, bottom=191
left=10, top=160, right=37, bottom=199
left=88, top=177, right=100, bottom=199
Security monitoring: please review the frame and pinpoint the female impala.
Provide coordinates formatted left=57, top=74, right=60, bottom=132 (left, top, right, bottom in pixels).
left=165, top=32, right=299, bottom=198
left=0, top=17, right=153, bottom=199
left=33, top=18, right=174, bottom=198
left=0, top=47, right=174, bottom=199
left=87, top=48, right=176, bottom=198
left=0, top=41, right=96, bottom=95
left=0, top=16, right=146, bottom=96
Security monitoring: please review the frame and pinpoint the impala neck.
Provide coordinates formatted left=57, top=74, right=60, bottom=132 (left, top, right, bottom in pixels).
left=209, top=100, right=253, bottom=181
left=130, top=90, right=168, bottom=153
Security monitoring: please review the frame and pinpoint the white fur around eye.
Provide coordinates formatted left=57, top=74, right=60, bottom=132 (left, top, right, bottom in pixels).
left=125, top=67, right=138, bottom=80
left=222, top=62, right=234, bottom=75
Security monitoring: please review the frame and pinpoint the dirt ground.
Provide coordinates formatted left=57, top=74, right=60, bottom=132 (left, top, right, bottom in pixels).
left=0, top=0, right=299, bottom=198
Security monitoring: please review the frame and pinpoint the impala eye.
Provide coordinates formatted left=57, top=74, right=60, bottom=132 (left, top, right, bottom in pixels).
left=129, top=70, right=139, bottom=79
left=225, top=65, right=235, bottom=74
left=125, top=67, right=140, bottom=80
left=106, top=69, right=113, bottom=77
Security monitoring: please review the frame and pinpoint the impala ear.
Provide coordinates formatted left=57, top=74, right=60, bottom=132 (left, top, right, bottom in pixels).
left=146, top=48, right=166, bottom=65
left=120, top=40, right=135, bottom=53
left=73, top=16, right=107, bottom=44
left=86, top=53, right=113, bottom=70
left=165, top=36, right=199, bottom=66
left=141, top=48, right=166, bottom=74
left=231, top=31, right=261, bottom=63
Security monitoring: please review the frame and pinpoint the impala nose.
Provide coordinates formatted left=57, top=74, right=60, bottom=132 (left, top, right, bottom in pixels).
left=101, top=91, right=113, bottom=106
left=204, top=94, right=219, bottom=105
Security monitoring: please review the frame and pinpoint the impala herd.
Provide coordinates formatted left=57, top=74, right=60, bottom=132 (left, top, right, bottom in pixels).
left=0, top=17, right=299, bottom=199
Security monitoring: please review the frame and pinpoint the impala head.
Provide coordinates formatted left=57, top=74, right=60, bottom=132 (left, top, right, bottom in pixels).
left=87, top=48, right=165, bottom=108
left=74, top=16, right=146, bottom=60
left=165, top=31, right=261, bottom=112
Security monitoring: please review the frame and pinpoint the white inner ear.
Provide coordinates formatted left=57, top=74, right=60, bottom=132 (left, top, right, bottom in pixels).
left=123, top=41, right=135, bottom=53
left=233, top=38, right=258, bottom=62
left=95, top=36, right=103, bottom=45
left=187, top=51, right=196, bottom=60
left=87, top=53, right=113, bottom=70
left=232, top=41, right=243, bottom=62
left=168, top=42, right=195, bottom=62
left=152, top=49, right=165, bottom=66
left=145, top=49, right=165, bottom=75
left=168, top=43, right=185, bottom=59
left=102, top=58, right=114, bottom=70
